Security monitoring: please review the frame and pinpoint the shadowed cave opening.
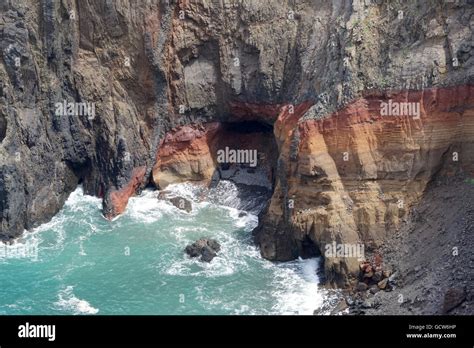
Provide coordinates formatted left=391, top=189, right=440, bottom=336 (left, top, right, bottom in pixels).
left=207, top=119, right=278, bottom=214
left=221, top=120, right=274, bottom=134
left=299, top=235, right=326, bottom=282
left=300, top=235, right=321, bottom=259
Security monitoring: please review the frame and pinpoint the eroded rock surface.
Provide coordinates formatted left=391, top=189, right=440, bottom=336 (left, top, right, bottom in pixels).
left=1, top=1, right=473, bottom=290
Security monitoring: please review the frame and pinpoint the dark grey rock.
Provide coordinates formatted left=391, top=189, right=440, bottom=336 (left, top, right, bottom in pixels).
left=158, top=192, right=193, bottom=213
left=200, top=246, right=217, bottom=262
left=185, top=238, right=221, bottom=263
left=356, top=282, right=368, bottom=292
left=169, top=196, right=193, bottom=213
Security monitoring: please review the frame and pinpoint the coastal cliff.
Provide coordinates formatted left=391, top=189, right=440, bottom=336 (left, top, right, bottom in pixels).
left=1, top=0, right=473, bottom=291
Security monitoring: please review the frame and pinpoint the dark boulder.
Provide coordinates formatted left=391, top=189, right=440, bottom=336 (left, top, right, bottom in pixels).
left=158, top=191, right=193, bottom=213
left=200, top=246, right=217, bottom=262
left=169, top=196, right=192, bottom=213
left=185, top=238, right=221, bottom=262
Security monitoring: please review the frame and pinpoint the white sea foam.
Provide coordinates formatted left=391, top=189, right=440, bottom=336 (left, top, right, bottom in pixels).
left=159, top=182, right=328, bottom=315
left=55, top=286, right=99, bottom=315
left=126, top=190, right=166, bottom=223
left=165, top=182, right=203, bottom=200
left=271, top=257, right=324, bottom=315
left=6, top=183, right=331, bottom=316
left=64, top=186, right=101, bottom=211
left=19, top=186, right=101, bottom=253
left=164, top=213, right=257, bottom=278
left=165, top=232, right=240, bottom=278
left=227, top=207, right=258, bottom=229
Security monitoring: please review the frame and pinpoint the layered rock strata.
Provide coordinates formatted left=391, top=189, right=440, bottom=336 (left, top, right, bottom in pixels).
left=256, top=85, right=474, bottom=287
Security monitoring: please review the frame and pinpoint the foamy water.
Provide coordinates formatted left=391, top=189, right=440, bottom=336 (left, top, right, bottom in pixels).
left=0, top=183, right=335, bottom=315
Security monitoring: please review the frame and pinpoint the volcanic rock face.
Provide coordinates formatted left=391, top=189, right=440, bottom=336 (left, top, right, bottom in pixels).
left=1, top=0, right=473, bottom=288
left=255, top=86, right=474, bottom=286
left=0, top=0, right=174, bottom=236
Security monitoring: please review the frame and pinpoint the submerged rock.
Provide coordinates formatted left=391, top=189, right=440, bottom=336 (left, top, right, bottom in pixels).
left=185, top=238, right=221, bottom=262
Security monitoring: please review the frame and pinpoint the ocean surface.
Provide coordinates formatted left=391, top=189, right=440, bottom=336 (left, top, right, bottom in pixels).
left=0, top=181, right=335, bottom=315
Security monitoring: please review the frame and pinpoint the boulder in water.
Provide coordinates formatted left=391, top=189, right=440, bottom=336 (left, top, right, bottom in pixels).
left=158, top=191, right=193, bottom=213
left=185, top=238, right=221, bottom=262
left=169, top=196, right=192, bottom=213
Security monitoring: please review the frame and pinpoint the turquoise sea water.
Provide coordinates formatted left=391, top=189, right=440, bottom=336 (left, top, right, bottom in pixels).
left=0, top=182, right=333, bottom=315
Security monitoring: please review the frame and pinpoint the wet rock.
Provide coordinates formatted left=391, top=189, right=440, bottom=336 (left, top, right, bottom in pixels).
left=185, top=238, right=221, bottom=262
left=206, top=239, right=221, bottom=252
left=158, top=192, right=193, bottom=213
left=356, top=282, right=368, bottom=292
left=443, top=287, right=466, bottom=313
left=200, top=246, right=217, bottom=262
left=169, top=196, right=193, bottom=213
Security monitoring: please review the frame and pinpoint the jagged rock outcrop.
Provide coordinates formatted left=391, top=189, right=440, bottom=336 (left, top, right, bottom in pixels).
left=1, top=0, right=473, bottom=287
left=0, top=0, right=175, bottom=236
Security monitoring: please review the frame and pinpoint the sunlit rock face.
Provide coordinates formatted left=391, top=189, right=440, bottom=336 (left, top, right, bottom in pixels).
left=255, top=85, right=474, bottom=287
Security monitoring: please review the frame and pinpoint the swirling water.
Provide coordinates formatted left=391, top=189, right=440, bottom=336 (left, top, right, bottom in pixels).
left=0, top=182, right=334, bottom=315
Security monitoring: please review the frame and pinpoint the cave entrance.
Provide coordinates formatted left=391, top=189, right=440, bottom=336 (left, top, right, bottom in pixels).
left=299, top=235, right=326, bottom=282
left=210, top=120, right=278, bottom=214
left=299, top=235, right=321, bottom=259
left=222, top=120, right=274, bottom=134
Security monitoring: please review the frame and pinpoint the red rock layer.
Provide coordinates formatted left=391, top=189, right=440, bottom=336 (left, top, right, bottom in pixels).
left=105, top=166, right=147, bottom=220
left=152, top=123, right=221, bottom=188
left=258, top=84, right=474, bottom=287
